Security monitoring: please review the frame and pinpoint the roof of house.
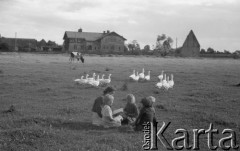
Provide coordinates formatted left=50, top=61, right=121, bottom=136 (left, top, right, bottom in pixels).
left=0, top=37, right=37, bottom=41
left=63, top=31, right=126, bottom=41
left=182, top=30, right=200, bottom=47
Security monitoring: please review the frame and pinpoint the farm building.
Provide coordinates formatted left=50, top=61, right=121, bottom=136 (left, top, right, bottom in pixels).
left=0, top=37, right=37, bottom=51
left=179, top=30, right=200, bottom=57
left=63, top=28, right=127, bottom=53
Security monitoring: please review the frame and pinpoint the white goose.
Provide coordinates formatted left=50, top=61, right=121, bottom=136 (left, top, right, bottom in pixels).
left=164, top=76, right=170, bottom=90
left=129, top=70, right=136, bottom=79
left=144, top=71, right=151, bottom=81
left=89, top=75, right=100, bottom=87
left=168, top=74, right=174, bottom=88
left=99, top=74, right=105, bottom=82
left=156, top=78, right=163, bottom=89
left=87, top=73, right=96, bottom=83
left=158, top=70, right=164, bottom=80
left=74, top=76, right=84, bottom=83
left=132, top=72, right=139, bottom=81
left=139, top=68, right=145, bottom=79
left=163, top=74, right=169, bottom=90
left=82, top=74, right=89, bottom=84
left=162, top=74, right=168, bottom=89
left=101, top=74, right=112, bottom=84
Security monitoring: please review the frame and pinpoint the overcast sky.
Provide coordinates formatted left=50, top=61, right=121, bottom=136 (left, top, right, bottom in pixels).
left=0, top=0, right=239, bottom=52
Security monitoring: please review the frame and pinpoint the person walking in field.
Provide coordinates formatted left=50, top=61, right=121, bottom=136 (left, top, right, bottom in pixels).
left=101, top=94, right=123, bottom=128
left=134, top=96, right=157, bottom=131
left=91, top=86, right=116, bottom=126
left=121, top=94, right=139, bottom=125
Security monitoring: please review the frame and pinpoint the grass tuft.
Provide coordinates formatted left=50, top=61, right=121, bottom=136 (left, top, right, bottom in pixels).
left=156, top=104, right=167, bottom=111
left=105, top=67, right=112, bottom=71
left=120, top=81, right=128, bottom=91
left=2, top=105, right=16, bottom=113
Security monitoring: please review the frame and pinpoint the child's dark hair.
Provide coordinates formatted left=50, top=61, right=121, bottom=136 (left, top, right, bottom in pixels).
left=103, top=86, right=116, bottom=95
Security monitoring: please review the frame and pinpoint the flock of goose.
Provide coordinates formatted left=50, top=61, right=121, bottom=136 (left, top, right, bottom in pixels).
left=129, top=68, right=151, bottom=81
left=74, top=68, right=174, bottom=90
left=74, top=73, right=111, bottom=87
left=129, top=69, right=174, bottom=90
left=156, top=71, right=174, bottom=90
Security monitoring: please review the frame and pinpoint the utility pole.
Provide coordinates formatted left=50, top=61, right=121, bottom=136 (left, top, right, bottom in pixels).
left=175, top=37, right=177, bottom=49
left=14, top=32, right=17, bottom=51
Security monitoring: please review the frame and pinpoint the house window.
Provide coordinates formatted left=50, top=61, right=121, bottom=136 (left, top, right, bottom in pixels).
left=87, top=45, right=92, bottom=50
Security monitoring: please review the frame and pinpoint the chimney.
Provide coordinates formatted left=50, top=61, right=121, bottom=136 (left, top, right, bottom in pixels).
left=78, top=28, right=82, bottom=32
left=107, top=30, right=110, bottom=33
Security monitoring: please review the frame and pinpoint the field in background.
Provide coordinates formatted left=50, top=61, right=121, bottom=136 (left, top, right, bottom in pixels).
left=0, top=53, right=239, bottom=151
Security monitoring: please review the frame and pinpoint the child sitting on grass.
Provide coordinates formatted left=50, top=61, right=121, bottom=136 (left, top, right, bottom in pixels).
left=121, top=94, right=139, bottom=125
left=91, top=86, right=115, bottom=126
left=101, top=94, right=123, bottom=128
left=134, top=96, right=156, bottom=131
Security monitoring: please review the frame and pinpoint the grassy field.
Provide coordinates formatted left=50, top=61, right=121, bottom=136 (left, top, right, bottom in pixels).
left=0, top=53, right=239, bottom=151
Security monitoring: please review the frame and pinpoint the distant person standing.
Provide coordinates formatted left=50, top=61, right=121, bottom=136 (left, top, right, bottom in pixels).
left=91, top=86, right=116, bottom=126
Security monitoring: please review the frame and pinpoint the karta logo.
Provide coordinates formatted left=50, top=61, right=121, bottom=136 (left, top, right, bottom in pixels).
left=142, top=122, right=239, bottom=150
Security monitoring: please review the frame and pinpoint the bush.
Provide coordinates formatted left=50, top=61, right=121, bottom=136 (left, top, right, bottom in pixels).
left=233, top=53, right=240, bottom=59
left=0, top=43, right=10, bottom=51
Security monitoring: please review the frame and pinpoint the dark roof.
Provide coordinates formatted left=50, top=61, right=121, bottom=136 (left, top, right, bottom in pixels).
left=63, top=31, right=126, bottom=41
left=0, top=37, right=37, bottom=41
left=182, top=30, right=200, bottom=47
left=100, top=31, right=127, bottom=40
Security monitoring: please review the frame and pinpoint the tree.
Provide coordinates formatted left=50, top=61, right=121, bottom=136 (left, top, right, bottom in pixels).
left=128, top=40, right=140, bottom=54
left=127, top=43, right=134, bottom=53
left=207, top=47, right=215, bottom=54
left=200, top=48, right=206, bottom=54
left=233, top=50, right=240, bottom=59
left=224, top=50, right=231, bottom=54
left=132, top=40, right=140, bottom=51
left=0, top=43, right=10, bottom=51
left=156, top=34, right=166, bottom=50
left=143, top=45, right=150, bottom=51
left=167, top=37, right=173, bottom=44
left=233, top=50, right=240, bottom=55
left=47, top=40, right=57, bottom=47
left=155, top=34, right=173, bottom=56
left=157, top=34, right=166, bottom=41
left=143, top=45, right=150, bottom=54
